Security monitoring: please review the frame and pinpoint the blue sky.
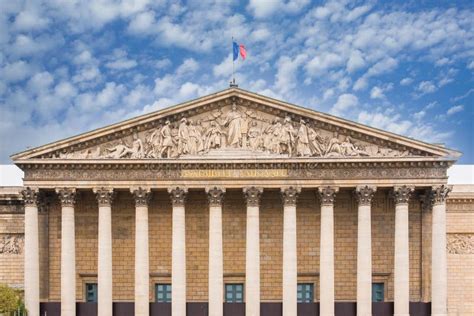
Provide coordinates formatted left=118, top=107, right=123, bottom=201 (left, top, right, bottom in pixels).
left=0, top=0, right=473, bottom=163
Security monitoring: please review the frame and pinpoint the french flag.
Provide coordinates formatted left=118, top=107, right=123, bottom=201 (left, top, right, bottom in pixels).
left=233, top=41, right=247, bottom=61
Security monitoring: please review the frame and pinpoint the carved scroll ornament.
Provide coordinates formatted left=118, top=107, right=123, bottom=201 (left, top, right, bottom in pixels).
left=94, top=188, right=115, bottom=206
left=244, top=187, right=263, bottom=207
left=131, top=187, right=151, bottom=207
left=168, top=187, right=187, bottom=207
left=430, top=185, right=452, bottom=205
left=21, top=187, right=39, bottom=207
left=391, top=186, right=414, bottom=205
left=318, top=186, right=338, bottom=206
left=206, top=187, right=225, bottom=207
left=56, top=188, right=76, bottom=207
left=355, top=185, right=377, bottom=206
left=281, top=186, right=301, bottom=206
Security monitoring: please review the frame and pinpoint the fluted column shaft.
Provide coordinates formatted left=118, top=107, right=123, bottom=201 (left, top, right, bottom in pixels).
left=318, top=187, right=338, bottom=316
left=281, top=187, right=300, bottom=316
left=132, top=188, right=151, bottom=316
left=355, top=186, right=376, bottom=316
left=57, top=188, right=77, bottom=316
left=22, top=188, right=40, bottom=316
left=392, top=186, right=413, bottom=316
left=244, top=187, right=263, bottom=316
left=94, top=188, right=115, bottom=316
left=431, top=185, right=451, bottom=316
left=207, top=187, right=225, bottom=316
left=169, top=187, right=188, bottom=316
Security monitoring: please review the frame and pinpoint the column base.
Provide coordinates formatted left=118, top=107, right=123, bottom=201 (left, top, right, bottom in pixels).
left=394, top=314, right=410, bottom=316
left=431, top=314, right=448, bottom=316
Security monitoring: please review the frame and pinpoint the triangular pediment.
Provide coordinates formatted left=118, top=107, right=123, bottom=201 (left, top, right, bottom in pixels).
left=11, top=88, right=460, bottom=162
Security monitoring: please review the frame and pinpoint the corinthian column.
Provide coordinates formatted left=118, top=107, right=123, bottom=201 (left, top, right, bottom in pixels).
left=131, top=187, right=151, bottom=316
left=206, top=187, right=225, bottom=316
left=168, top=187, right=188, bottom=316
left=355, top=185, right=376, bottom=316
left=281, top=186, right=300, bottom=316
left=57, top=188, right=77, bottom=316
left=94, top=188, right=115, bottom=316
left=244, top=187, right=263, bottom=316
left=430, top=185, right=451, bottom=316
left=391, top=186, right=413, bottom=316
left=318, top=186, right=338, bottom=316
left=22, top=187, right=40, bottom=316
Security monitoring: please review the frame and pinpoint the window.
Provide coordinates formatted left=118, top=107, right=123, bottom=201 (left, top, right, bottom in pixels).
left=85, top=283, right=97, bottom=302
left=225, top=284, right=244, bottom=303
left=372, top=283, right=384, bottom=302
left=297, top=283, right=314, bottom=303
left=156, top=284, right=172, bottom=303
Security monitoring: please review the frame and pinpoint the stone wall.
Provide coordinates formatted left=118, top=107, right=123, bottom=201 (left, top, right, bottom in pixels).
left=446, top=185, right=474, bottom=315
left=1, top=185, right=472, bottom=313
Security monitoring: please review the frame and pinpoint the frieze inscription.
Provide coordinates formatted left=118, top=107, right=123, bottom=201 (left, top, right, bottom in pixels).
left=182, top=169, right=288, bottom=178
left=23, top=165, right=447, bottom=181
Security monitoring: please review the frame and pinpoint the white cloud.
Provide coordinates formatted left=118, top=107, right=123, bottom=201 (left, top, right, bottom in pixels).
left=247, top=0, right=309, bottom=18
left=306, top=52, right=344, bottom=75
left=400, top=77, right=413, bottom=86
left=331, top=93, right=358, bottom=116
left=357, top=110, right=452, bottom=143
left=353, top=58, right=398, bottom=91
left=105, top=58, right=138, bottom=70
left=416, top=81, right=437, bottom=94
left=413, top=110, right=425, bottom=120
left=13, top=10, right=49, bottom=31
left=128, top=11, right=156, bottom=34
left=468, top=61, right=474, bottom=70
left=447, top=105, right=464, bottom=116
left=346, top=50, right=365, bottom=73
left=2, top=60, right=34, bottom=83
left=275, top=54, right=308, bottom=95
left=176, top=58, right=199, bottom=76
left=370, top=86, right=384, bottom=99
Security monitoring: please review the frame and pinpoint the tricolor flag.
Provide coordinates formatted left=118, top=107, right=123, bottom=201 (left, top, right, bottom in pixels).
left=233, top=41, right=246, bottom=61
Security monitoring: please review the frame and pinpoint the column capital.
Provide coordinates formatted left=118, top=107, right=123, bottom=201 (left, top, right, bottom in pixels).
left=430, top=185, right=451, bottom=205
left=56, top=188, right=76, bottom=207
left=206, top=186, right=225, bottom=207
left=318, top=186, right=339, bottom=206
left=93, top=187, right=115, bottom=207
left=391, top=185, right=414, bottom=205
left=21, top=187, right=39, bottom=207
left=168, top=187, right=187, bottom=207
left=281, top=186, right=301, bottom=207
left=354, top=185, right=377, bottom=206
left=243, top=187, right=263, bottom=207
left=131, top=187, right=151, bottom=207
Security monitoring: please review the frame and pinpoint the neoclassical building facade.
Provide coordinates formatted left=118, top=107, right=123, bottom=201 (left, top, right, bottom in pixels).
left=2, top=88, right=473, bottom=316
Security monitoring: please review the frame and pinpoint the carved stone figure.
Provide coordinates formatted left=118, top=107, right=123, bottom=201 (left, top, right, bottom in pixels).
left=105, top=133, right=143, bottom=159
left=279, top=116, right=296, bottom=156
left=326, top=132, right=343, bottom=157
left=296, top=119, right=311, bottom=157
left=178, top=117, right=190, bottom=155
left=187, top=119, right=203, bottom=155
left=160, top=120, right=174, bottom=158
left=223, top=103, right=244, bottom=147
left=248, top=121, right=262, bottom=151
left=308, top=127, right=325, bottom=157
left=204, top=121, right=225, bottom=151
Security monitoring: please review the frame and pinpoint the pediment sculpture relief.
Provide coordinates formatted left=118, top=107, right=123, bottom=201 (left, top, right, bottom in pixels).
left=57, top=103, right=412, bottom=160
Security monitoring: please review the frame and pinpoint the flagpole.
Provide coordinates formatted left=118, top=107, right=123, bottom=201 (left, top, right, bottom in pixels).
left=231, top=36, right=235, bottom=87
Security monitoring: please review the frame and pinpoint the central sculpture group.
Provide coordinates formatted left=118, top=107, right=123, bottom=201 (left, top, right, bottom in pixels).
left=59, top=103, right=410, bottom=159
